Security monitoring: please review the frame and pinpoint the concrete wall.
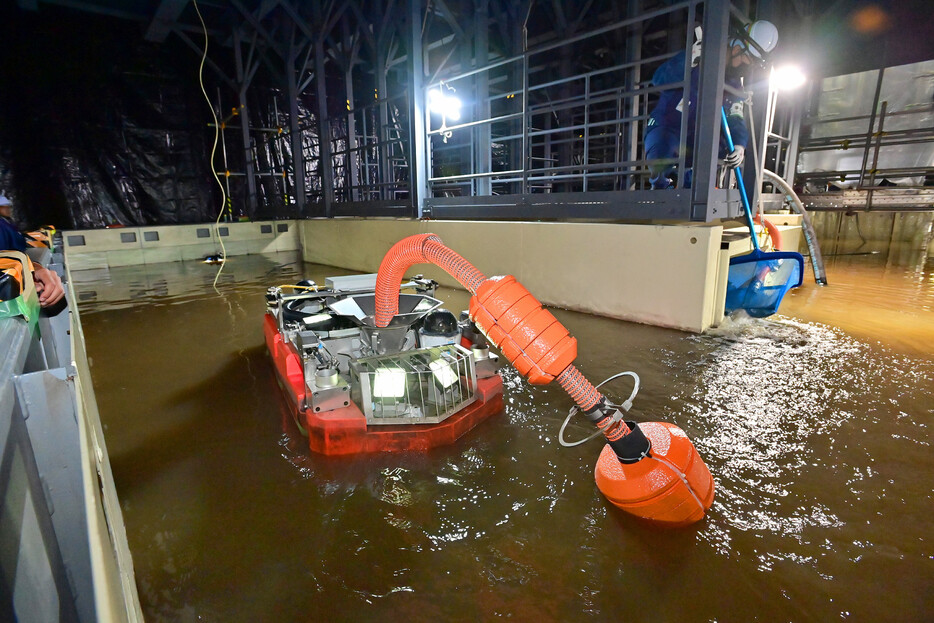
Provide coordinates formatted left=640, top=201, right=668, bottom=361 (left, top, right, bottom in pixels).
left=0, top=253, right=143, bottom=622
left=62, top=221, right=299, bottom=271
left=809, top=211, right=934, bottom=258
left=300, top=218, right=726, bottom=333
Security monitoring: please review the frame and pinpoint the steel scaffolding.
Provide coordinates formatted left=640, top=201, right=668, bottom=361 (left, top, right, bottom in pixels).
left=794, top=62, right=934, bottom=212
left=25, top=0, right=766, bottom=223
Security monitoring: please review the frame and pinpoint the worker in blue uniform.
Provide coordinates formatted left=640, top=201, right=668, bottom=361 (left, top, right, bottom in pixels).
left=645, top=20, right=778, bottom=189
left=0, top=194, right=65, bottom=308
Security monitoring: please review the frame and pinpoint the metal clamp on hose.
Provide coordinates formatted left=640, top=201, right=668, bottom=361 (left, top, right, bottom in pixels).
left=560, top=400, right=625, bottom=447
left=558, top=371, right=643, bottom=451
left=607, top=421, right=651, bottom=464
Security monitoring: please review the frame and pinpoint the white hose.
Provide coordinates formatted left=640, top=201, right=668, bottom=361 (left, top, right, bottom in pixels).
left=762, top=169, right=828, bottom=285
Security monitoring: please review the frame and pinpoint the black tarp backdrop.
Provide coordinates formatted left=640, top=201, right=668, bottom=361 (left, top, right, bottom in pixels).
left=0, top=5, right=327, bottom=230
left=0, top=7, right=219, bottom=229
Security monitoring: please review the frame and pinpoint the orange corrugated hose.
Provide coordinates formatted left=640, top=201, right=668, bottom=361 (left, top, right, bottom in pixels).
left=374, top=234, right=614, bottom=421
left=375, top=234, right=486, bottom=324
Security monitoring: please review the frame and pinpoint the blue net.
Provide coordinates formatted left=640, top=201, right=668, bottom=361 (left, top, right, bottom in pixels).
left=725, top=254, right=803, bottom=318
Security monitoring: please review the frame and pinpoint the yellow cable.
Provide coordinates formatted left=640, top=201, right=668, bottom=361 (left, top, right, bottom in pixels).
left=192, top=0, right=227, bottom=292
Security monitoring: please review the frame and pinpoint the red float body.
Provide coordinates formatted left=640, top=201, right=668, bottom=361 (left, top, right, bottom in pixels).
left=594, top=421, right=715, bottom=526
left=264, top=313, right=503, bottom=456
left=469, top=275, right=578, bottom=385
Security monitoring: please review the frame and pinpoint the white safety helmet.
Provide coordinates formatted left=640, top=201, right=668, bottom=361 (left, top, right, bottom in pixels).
left=744, top=20, right=779, bottom=58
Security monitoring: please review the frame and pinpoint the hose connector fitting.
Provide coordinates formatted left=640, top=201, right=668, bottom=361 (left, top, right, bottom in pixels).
left=585, top=400, right=650, bottom=463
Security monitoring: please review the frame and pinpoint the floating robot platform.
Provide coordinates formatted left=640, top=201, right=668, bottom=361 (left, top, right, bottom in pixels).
left=264, top=273, right=503, bottom=456
left=265, top=234, right=715, bottom=526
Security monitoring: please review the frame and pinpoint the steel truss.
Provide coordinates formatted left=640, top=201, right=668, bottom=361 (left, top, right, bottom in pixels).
left=793, top=64, right=934, bottom=212
left=22, top=0, right=761, bottom=223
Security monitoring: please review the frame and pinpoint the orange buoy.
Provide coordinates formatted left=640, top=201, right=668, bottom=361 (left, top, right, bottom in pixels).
left=594, top=421, right=714, bottom=526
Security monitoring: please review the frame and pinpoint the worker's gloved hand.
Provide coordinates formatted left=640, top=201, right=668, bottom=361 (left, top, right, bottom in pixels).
left=690, top=26, right=703, bottom=67
left=724, top=145, right=745, bottom=168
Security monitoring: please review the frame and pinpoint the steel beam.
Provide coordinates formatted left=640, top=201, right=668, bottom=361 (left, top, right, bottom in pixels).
left=408, top=0, right=429, bottom=216
left=342, top=17, right=361, bottom=201
left=425, top=189, right=742, bottom=221
left=173, top=28, right=236, bottom=89
left=691, top=0, right=730, bottom=221
left=286, top=31, right=307, bottom=213
left=473, top=0, right=492, bottom=196
left=145, top=0, right=190, bottom=42
left=230, top=0, right=285, bottom=59
left=233, top=30, right=259, bottom=216
left=314, top=32, right=336, bottom=215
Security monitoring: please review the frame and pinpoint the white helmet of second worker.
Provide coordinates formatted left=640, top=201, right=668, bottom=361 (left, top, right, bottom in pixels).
left=743, top=20, right=779, bottom=58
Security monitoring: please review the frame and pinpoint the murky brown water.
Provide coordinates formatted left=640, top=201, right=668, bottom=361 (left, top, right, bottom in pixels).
left=74, top=246, right=934, bottom=622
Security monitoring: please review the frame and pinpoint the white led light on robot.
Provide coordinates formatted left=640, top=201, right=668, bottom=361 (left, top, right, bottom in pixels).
left=373, top=367, right=407, bottom=398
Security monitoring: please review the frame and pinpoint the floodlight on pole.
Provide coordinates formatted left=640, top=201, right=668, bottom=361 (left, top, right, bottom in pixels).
left=772, top=65, right=806, bottom=91
left=428, top=82, right=462, bottom=142
left=428, top=86, right=462, bottom=121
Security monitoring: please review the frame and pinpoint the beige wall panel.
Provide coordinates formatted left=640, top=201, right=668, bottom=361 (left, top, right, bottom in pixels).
left=134, top=247, right=183, bottom=264
left=102, top=249, right=146, bottom=267
left=179, top=244, right=222, bottom=261
left=63, top=228, right=141, bottom=253
left=65, top=252, right=111, bottom=271
left=300, top=219, right=724, bottom=332
left=63, top=221, right=298, bottom=269
left=301, top=219, right=418, bottom=272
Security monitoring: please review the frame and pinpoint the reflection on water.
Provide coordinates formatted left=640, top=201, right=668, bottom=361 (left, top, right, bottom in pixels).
left=73, top=250, right=934, bottom=622
left=781, top=248, right=934, bottom=355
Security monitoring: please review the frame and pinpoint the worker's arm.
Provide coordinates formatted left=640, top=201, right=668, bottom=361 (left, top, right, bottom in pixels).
left=724, top=85, right=749, bottom=148
left=723, top=82, right=749, bottom=167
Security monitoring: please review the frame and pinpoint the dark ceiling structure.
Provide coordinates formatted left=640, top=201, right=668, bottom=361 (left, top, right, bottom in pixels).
left=4, top=1, right=933, bottom=228
left=16, top=0, right=933, bottom=75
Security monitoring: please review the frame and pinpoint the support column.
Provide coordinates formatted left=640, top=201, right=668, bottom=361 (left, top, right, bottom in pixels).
left=783, top=97, right=803, bottom=185
left=691, top=0, right=729, bottom=221
left=377, top=45, right=392, bottom=201
left=474, top=0, right=492, bottom=196
left=408, top=0, right=429, bottom=216
left=287, top=41, right=307, bottom=214
left=233, top=31, right=258, bottom=217
left=625, top=0, right=643, bottom=190
left=315, top=36, right=336, bottom=215
left=746, top=81, right=769, bottom=211
left=342, top=20, right=360, bottom=202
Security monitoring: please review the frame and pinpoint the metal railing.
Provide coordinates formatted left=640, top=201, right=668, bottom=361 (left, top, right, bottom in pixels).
left=423, top=1, right=701, bottom=197
left=795, top=61, right=934, bottom=210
